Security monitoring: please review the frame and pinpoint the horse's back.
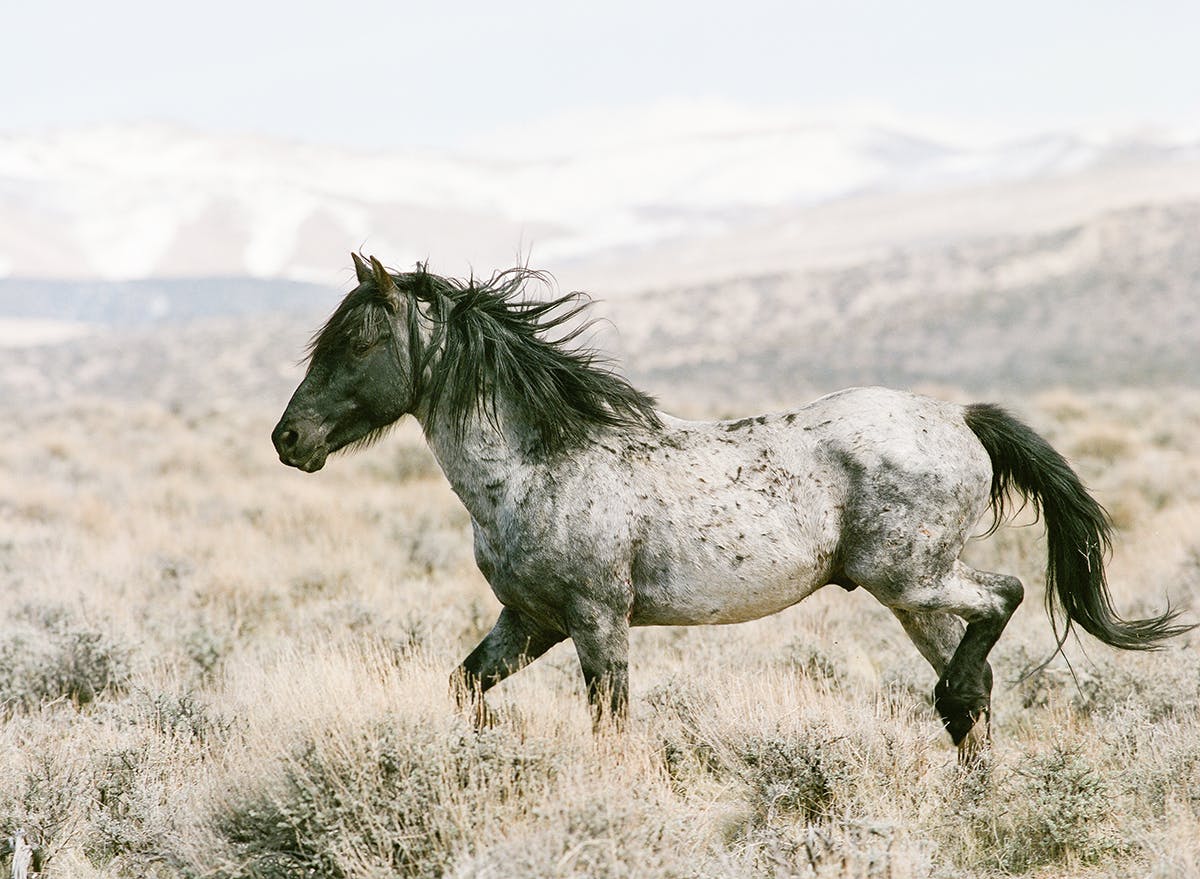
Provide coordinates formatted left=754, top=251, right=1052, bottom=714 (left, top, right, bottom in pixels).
left=663, top=386, right=986, bottom=492
left=802, top=386, right=991, bottom=504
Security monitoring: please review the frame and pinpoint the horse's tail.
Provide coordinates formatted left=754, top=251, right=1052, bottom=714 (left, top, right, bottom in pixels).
left=963, top=402, right=1192, bottom=650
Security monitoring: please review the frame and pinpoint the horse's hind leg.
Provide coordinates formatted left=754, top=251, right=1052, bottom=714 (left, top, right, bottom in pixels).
left=868, top=562, right=1023, bottom=757
left=891, top=609, right=963, bottom=677
left=453, top=607, right=565, bottom=726
left=934, top=566, right=1023, bottom=754
left=892, top=609, right=991, bottom=758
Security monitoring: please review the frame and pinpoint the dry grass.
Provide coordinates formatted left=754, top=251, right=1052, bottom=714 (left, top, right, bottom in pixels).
left=2, top=388, right=1200, bottom=877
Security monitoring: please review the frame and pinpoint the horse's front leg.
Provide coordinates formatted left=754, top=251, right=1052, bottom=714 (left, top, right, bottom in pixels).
left=566, top=601, right=630, bottom=730
left=452, top=606, right=565, bottom=727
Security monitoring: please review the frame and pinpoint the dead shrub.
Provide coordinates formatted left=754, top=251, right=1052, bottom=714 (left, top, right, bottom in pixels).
left=738, top=736, right=844, bottom=825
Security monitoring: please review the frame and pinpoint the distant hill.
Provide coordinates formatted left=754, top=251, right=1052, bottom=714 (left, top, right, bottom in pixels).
left=0, top=202, right=1196, bottom=412
left=3, top=120, right=1200, bottom=292
left=602, top=201, right=1200, bottom=402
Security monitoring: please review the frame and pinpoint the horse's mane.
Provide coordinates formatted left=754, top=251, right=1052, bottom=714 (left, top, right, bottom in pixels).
left=307, top=264, right=662, bottom=453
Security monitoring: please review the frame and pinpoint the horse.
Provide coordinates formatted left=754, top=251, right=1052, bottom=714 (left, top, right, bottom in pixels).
left=272, top=254, right=1191, bottom=760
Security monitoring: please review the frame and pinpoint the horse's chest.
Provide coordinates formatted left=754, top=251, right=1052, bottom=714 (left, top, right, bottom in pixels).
left=472, top=526, right=536, bottom=602
left=470, top=510, right=623, bottom=626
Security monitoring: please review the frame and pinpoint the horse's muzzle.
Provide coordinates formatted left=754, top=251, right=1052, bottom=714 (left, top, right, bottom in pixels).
left=272, top=418, right=328, bottom=472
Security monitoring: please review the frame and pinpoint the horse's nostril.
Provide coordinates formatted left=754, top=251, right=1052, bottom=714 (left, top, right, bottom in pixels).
left=275, top=427, right=299, bottom=452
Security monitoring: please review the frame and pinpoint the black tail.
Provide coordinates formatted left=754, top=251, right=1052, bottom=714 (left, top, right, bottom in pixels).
left=964, top=403, right=1192, bottom=651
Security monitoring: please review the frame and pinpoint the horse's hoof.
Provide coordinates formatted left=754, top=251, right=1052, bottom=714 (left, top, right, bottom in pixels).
left=935, top=678, right=991, bottom=746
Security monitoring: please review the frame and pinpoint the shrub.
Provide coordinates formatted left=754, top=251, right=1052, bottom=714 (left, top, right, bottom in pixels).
left=1014, top=645, right=1200, bottom=723
left=0, top=612, right=131, bottom=711
left=0, top=747, right=91, bottom=874
left=738, top=736, right=842, bottom=825
left=214, top=718, right=557, bottom=879
left=451, top=798, right=697, bottom=879
left=732, top=820, right=933, bottom=879
left=142, top=690, right=231, bottom=746
left=784, top=639, right=846, bottom=684
left=645, top=679, right=725, bottom=790
left=88, top=747, right=155, bottom=862
left=183, top=625, right=230, bottom=680
left=953, top=743, right=1121, bottom=873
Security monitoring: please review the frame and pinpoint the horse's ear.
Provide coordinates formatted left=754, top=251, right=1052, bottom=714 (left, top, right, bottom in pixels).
left=369, top=256, right=399, bottom=307
left=351, top=252, right=371, bottom=284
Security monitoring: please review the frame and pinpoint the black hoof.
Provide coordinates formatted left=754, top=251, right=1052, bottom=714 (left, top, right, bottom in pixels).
left=934, top=678, right=989, bottom=746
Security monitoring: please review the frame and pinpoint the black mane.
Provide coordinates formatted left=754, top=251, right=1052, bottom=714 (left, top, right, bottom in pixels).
left=308, top=264, right=662, bottom=453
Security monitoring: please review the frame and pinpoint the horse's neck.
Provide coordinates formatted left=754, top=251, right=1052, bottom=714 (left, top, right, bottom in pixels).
left=419, top=400, right=541, bottom=530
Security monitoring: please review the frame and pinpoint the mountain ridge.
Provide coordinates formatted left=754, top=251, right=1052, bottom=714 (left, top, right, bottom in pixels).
left=2, top=200, right=1195, bottom=409
left=4, top=119, right=1199, bottom=288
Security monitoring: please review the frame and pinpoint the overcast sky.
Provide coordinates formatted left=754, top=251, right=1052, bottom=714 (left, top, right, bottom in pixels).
left=4, top=1, right=1198, bottom=150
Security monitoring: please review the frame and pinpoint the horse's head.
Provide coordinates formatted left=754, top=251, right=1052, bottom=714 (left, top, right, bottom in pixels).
left=272, top=254, right=421, bottom=472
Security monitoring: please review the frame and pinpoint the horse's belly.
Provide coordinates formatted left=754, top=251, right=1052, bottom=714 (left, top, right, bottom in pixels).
left=627, top=477, right=842, bottom=626
left=629, top=551, right=829, bottom=626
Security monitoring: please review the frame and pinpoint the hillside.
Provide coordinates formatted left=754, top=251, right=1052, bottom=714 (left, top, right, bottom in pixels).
left=3, top=120, right=1200, bottom=290
left=2, top=201, right=1195, bottom=416
left=0, top=277, right=332, bottom=326
left=604, top=201, right=1200, bottom=406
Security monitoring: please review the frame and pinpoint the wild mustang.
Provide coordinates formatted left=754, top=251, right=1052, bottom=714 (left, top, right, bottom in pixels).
left=273, top=254, right=1190, bottom=760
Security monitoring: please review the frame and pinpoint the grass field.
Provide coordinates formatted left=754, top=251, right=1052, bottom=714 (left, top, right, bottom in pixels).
left=2, top=383, right=1199, bottom=878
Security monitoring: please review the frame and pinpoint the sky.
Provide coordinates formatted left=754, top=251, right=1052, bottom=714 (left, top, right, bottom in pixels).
left=3, top=1, right=1199, bottom=151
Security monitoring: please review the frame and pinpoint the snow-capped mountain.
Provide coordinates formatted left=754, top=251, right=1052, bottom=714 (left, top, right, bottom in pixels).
left=1, top=111, right=1197, bottom=284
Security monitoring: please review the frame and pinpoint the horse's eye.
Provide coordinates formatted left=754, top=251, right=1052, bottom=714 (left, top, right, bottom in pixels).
left=353, top=339, right=374, bottom=356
